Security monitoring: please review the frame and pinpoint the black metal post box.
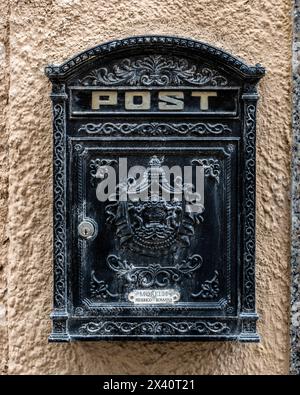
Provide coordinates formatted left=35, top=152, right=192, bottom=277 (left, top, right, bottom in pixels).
left=45, top=36, right=265, bottom=341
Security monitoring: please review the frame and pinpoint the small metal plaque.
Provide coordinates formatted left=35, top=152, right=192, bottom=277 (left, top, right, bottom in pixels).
left=128, top=289, right=180, bottom=304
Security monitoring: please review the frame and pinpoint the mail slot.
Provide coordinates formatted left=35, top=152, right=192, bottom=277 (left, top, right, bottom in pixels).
left=45, top=36, right=265, bottom=341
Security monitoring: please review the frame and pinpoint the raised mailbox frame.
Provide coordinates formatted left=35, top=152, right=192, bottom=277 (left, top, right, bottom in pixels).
left=45, top=35, right=265, bottom=342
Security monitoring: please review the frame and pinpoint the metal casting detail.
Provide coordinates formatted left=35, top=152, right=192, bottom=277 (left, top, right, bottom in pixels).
left=192, top=270, right=220, bottom=298
left=78, top=122, right=232, bottom=136
left=53, top=103, right=66, bottom=309
left=79, top=320, right=230, bottom=335
left=191, top=158, right=221, bottom=183
left=106, top=254, right=202, bottom=288
left=243, top=103, right=257, bottom=311
left=77, top=55, right=228, bottom=86
left=102, top=156, right=205, bottom=256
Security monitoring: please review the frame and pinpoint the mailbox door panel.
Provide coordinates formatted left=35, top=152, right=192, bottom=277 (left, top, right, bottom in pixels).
left=70, top=139, right=239, bottom=318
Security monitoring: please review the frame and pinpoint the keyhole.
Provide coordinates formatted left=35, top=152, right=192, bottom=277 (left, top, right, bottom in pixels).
left=78, top=219, right=96, bottom=239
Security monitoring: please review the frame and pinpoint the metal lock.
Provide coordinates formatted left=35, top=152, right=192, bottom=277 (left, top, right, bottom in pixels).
left=78, top=219, right=97, bottom=240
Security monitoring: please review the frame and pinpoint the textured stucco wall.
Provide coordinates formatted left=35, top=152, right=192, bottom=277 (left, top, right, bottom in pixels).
left=0, top=0, right=9, bottom=376
left=0, top=0, right=292, bottom=374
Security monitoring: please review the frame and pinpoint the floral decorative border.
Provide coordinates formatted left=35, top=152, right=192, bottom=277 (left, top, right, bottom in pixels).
left=49, top=83, right=70, bottom=342
left=52, top=103, right=66, bottom=308
left=78, top=122, right=232, bottom=136
left=79, top=320, right=230, bottom=336
left=76, top=55, right=228, bottom=87
left=242, top=102, right=257, bottom=311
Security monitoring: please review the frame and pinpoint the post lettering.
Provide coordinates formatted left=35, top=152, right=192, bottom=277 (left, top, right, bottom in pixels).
left=91, top=91, right=118, bottom=109
left=191, top=91, right=217, bottom=110
left=158, top=92, right=184, bottom=110
left=125, top=91, right=151, bottom=110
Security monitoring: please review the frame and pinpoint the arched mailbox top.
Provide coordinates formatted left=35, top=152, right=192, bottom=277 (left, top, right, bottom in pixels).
left=46, top=36, right=265, bottom=122
left=45, top=35, right=265, bottom=82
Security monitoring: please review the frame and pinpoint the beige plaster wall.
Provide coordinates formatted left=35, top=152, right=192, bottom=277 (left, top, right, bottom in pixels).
left=0, top=0, right=9, bottom=376
left=0, top=0, right=292, bottom=374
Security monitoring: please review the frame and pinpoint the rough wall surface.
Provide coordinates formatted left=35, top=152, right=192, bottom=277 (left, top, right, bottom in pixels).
left=0, top=0, right=9, bottom=375
left=291, top=0, right=300, bottom=376
left=0, top=0, right=292, bottom=374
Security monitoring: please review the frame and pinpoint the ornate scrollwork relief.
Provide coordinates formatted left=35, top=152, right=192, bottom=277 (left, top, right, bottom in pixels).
left=90, top=256, right=221, bottom=301
left=89, top=158, right=118, bottom=186
left=242, top=320, right=257, bottom=334
left=77, top=55, right=228, bottom=87
left=191, top=158, right=221, bottom=183
left=90, top=271, right=118, bottom=299
left=243, top=104, right=256, bottom=311
left=53, top=103, right=66, bottom=308
left=89, top=155, right=223, bottom=300
left=78, top=122, right=232, bottom=136
left=79, top=320, right=230, bottom=335
left=102, top=156, right=204, bottom=256
left=192, top=270, right=220, bottom=298
left=105, top=254, right=202, bottom=288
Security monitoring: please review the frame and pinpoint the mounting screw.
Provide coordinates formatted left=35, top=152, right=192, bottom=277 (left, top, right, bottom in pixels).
left=173, top=292, right=180, bottom=302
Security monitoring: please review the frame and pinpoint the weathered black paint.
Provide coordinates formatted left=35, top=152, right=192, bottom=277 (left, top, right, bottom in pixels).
left=46, top=35, right=265, bottom=342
